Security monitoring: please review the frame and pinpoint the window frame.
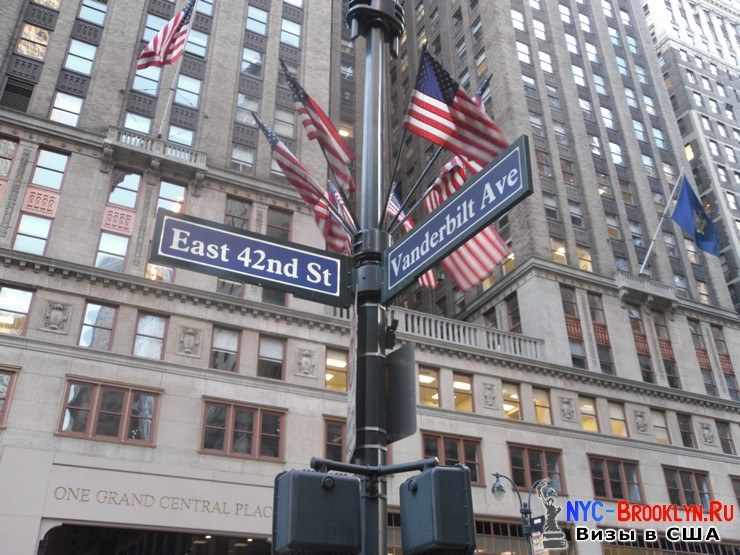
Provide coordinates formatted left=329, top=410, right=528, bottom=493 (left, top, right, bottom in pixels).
left=94, top=231, right=129, bottom=272
left=588, top=455, right=643, bottom=502
left=210, top=325, right=240, bottom=372
left=200, top=398, right=285, bottom=461
left=132, top=312, right=168, bottom=360
left=0, top=285, right=34, bottom=337
left=422, top=432, right=484, bottom=485
left=324, top=417, right=346, bottom=462
left=508, top=443, right=565, bottom=494
left=0, top=367, right=18, bottom=428
left=452, top=372, right=474, bottom=412
left=662, top=466, right=712, bottom=511
left=325, top=347, right=349, bottom=392
left=257, top=335, right=285, bottom=380
left=533, top=388, right=552, bottom=425
left=578, top=396, right=599, bottom=432
left=418, top=366, right=440, bottom=408
left=57, top=377, right=161, bottom=446
left=13, top=212, right=52, bottom=255
left=78, top=301, right=117, bottom=351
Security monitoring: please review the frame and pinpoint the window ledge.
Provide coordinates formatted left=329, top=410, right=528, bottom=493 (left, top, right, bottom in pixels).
left=197, top=449, right=284, bottom=463
left=54, top=432, right=156, bottom=448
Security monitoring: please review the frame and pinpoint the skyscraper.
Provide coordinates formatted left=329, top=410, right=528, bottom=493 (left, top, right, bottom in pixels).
left=0, top=1, right=738, bottom=554
left=642, top=0, right=740, bottom=312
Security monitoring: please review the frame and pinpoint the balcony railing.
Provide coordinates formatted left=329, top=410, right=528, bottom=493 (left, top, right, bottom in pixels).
left=389, top=307, right=544, bottom=361
left=616, top=271, right=676, bottom=309
left=565, top=316, right=583, bottom=341
left=105, top=127, right=207, bottom=169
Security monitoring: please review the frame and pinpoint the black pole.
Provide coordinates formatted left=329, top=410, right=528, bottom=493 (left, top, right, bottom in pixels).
left=346, top=3, right=404, bottom=555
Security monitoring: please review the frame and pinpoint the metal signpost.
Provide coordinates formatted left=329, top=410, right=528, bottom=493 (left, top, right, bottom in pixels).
left=382, top=136, right=533, bottom=303
left=149, top=3, right=534, bottom=553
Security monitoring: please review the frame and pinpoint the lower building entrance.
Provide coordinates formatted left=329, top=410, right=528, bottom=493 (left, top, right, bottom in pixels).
left=39, top=524, right=270, bottom=555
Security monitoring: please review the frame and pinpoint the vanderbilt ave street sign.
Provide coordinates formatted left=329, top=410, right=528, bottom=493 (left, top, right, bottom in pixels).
left=150, top=211, right=353, bottom=307
left=382, top=136, right=533, bottom=303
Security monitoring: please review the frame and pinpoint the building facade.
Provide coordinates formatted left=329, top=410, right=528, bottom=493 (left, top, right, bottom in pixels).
left=642, top=0, right=740, bottom=312
left=0, top=1, right=738, bottom=554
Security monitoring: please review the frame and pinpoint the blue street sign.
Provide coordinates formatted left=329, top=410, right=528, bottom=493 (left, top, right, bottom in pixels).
left=382, top=136, right=533, bottom=303
left=150, top=211, right=353, bottom=307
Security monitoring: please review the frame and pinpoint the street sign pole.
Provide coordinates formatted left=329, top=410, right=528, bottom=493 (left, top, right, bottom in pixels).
left=347, top=2, right=405, bottom=555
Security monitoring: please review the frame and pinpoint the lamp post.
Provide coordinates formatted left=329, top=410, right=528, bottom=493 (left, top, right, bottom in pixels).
left=491, top=472, right=555, bottom=555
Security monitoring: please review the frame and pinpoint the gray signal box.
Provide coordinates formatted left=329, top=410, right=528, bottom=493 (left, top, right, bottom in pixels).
left=272, top=470, right=362, bottom=554
left=399, top=465, right=476, bottom=555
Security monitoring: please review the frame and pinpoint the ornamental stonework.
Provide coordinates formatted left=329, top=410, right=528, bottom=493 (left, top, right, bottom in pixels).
left=296, top=349, right=316, bottom=377
left=177, top=327, right=202, bottom=357
left=22, top=187, right=59, bottom=218
left=41, top=302, right=71, bottom=334
left=101, top=205, right=136, bottom=236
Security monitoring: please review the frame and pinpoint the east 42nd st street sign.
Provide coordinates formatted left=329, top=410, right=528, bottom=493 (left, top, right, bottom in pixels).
left=150, top=211, right=353, bottom=307
left=382, top=136, right=533, bottom=303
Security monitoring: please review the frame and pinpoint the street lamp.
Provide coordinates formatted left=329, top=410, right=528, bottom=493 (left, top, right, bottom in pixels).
left=491, top=472, right=555, bottom=555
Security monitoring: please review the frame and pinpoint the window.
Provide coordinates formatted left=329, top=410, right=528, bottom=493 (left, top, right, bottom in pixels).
left=608, top=402, right=628, bottom=437
left=79, top=0, right=107, bottom=25
left=0, top=369, right=16, bottom=426
left=511, top=9, right=525, bottom=31
left=579, top=396, right=598, bottom=432
left=579, top=13, right=591, bottom=32
left=202, top=401, right=283, bottom=459
left=565, top=34, right=579, bottom=54
left=619, top=8, right=631, bottom=25
left=196, top=0, right=213, bottom=15
left=629, top=221, right=643, bottom=247
left=653, top=128, right=667, bottom=149
left=78, top=302, right=115, bottom=350
left=423, top=434, right=482, bottom=484
left=577, top=246, right=593, bottom=272
left=624, top=87, right=637, bottom=108
left=726, top=146, right=736, bottom=163
left=32, top=150, right=68, bottom=190
left=502, top=382, right=521, bottom=420
left=175, top=75, right=201, bottom=108
left=241, top=48, right=263, bottom=79
left=709, top=98, right=719, bottom=113
left=506, top=293, right=520, bottom=333
left=157, top=180, right=185, bottom=213
left=95, top=232, right=128, bottom=272
left=181, top=26, right=208, bottom=56
left=538, top=51, right=552, bottom=73
left=125, top=112, right=153, bottom=135
left=274, top=109, right=295, bottom=138
left=325, top=418, right=345, bottom=461
left=632, top=119, right=645, bottom=141
left=0, top=286, right=33, bottom=336
left=143, top=14, right=168, bottom=43
left=1, top=79, right=33, bottom=112
left=677, top=413, right=696, bottom=448
left=533, top=388, right=551, bottom=425
left=418, top=367, right=439, bottom=407
left=509, top=445, right=563, bottom=493
left=652, top=410, right=670, bottom=444
left=585, top=42, right=598, bottom=63
left=108, top=172, right=140, bottom=208
left=267, top=207, right=291, bottom=241
left=453, top=373, right=473, bottom=412
left=16, top=24, right=49, bottom=60
left=246, top=6, right=268, bottom=35
left=543, top=193, right=559, bottom=220
left=133, top=65, right=160, bottom=95
left=224, top=197, right=251, bottom=231
left=59, top=380, right=158, bottom=444
left=601, top=107, right=614, bottom=129
left=589, top=457, right=641, bottom=501
left=717, top=421, right=735, bottom=455
left=590, top=135, right=602, bottom=156
left=64, top=40, right=96, bottom=76
left=133, top=313, right=166, bottom=359
left=325, top=349, right=348, bottom=392
left=559, top=4, right=572, bottom=24
left=516, top=41, right=531, bottom=64
left=593, top=74, right=607, bottom=95
left=572, top=65, right=585, bottom=87
left=533, top=20, right=546, bottom=40
left=257, top=335, right=284, bottom=379
left=615, top=56, right=628, bottom=76
left=13, top=214, right=51, bottom=255
left=280, top=19, right=301, bottom=48
left=550, top=238, right=567, bottom=264
left=609, top=142, right=624, bottom=165
left=663, top=467, right=711, bottom=511
left=644, top=95, right=656, bottom=116
left=168, top=125, right=193, bottom=146
left=210, top=327, right=239, bottom=371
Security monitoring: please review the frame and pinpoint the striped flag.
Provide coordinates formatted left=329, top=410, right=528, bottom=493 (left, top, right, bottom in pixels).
left=387, top=190, right=438, bottom=289
left=280, top=60, right=357, bottom=193
left=137, top=0, right=196, bottom=70
left=327, top=180, right=356, bottom=234
left=404, top=49, right=508, bottom=165
left=254, top=115, right=351, bottom=255
left=425, top=156, right=511, bottom=291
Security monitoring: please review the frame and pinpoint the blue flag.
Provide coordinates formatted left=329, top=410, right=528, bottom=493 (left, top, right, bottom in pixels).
left=672, top=176, right=719, bottom=255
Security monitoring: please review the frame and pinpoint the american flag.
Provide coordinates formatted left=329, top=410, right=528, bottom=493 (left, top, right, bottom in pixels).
left=327, top=180, right=356, bottom=234
left=137, top=0, right=196, bottom=70
left=425, top=156, right=511, bottom=291
left=280, top=60, right=357, bottom=193
left=253, top=114, right=351, bottom=255
left=405, top=49, right=508, bottom=165
left=387, top=190, right=438, bottom=289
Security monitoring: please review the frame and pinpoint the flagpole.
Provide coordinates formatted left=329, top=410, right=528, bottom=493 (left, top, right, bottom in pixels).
left=157, top=8, right=194, bottom=139
left=388, top=170, right=442, bottom=235
left=379, top=128, right=408, bottom=227
left=638, top=175, right=683, bottom=275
